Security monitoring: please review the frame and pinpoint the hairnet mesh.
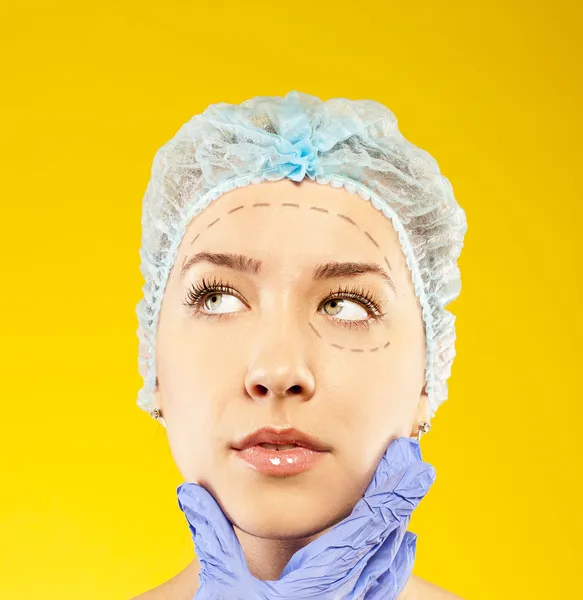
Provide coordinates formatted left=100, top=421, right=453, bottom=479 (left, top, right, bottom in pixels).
left=136, top=91, right=468, bottom=419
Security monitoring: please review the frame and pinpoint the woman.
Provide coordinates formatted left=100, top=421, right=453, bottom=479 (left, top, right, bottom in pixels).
left=132, top=91, right=467, bottom=599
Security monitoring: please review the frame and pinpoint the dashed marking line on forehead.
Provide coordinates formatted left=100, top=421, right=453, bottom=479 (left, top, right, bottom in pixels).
left=364, top=231, right=380, bottom=250
left=336, top=214, right=357, bottom=227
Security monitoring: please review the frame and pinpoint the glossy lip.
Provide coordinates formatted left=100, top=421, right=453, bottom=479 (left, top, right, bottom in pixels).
left=230, top=426, right=331, bottom=477
left=230, top=426, right=332, bottom=452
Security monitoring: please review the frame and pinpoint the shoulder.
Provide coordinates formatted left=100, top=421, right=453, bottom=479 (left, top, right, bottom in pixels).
left=129, top=561, right=463, bottom=600
left=130, top=560, right=199, bottom=600
left=400, top=574, right=465, bottom=600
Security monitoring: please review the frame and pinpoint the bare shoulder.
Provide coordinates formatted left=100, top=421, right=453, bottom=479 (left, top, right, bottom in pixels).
left=402, top=574, right=465, bottom=600
left=129, top=560, right=463, bottom=600
left=129, top=559, right=199, bottom=600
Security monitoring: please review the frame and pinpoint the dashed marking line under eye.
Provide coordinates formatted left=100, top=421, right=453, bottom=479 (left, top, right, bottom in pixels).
left=308, top=322, right=322, bottom=338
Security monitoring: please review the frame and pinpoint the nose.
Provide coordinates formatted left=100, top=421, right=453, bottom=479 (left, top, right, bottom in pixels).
left=244, top=325, right=316, bottom=404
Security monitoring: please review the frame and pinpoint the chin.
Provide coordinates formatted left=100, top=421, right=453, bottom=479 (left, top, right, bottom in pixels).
left=233, top=512, right=338, bottom=540
left=222, top=484, right=354, bottom=540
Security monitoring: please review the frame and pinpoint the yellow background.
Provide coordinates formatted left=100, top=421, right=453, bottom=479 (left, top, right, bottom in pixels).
left=1, top=1, right=581, bottom=598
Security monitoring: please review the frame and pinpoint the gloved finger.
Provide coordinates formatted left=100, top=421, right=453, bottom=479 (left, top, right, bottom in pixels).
left=177, top=482, right=248, bottom=572
left=361, top=530, right=417, bottom=600
left=347, top=520, right=411, bottom=599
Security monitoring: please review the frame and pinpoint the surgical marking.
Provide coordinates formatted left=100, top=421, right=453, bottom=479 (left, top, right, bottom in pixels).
left=186, top=200, right=394, bottom=353
left=308, top=322, right=322, bottom=338
left=336, top=213, right=358, bottom=227
left=364, top=231, right=380, bottom=249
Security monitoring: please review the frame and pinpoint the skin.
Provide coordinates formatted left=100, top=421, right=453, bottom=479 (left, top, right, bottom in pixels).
left=135, top=178, right=462, bottom=598
left=131, top=558, right=464, bottom=599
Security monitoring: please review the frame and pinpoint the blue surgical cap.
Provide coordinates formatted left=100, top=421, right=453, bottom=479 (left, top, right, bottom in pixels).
left=136, top=91, right=468, bottom=419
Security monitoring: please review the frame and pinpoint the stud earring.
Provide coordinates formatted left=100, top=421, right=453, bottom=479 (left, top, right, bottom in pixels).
left=417, top=421, right=431, bottom=441
left=150, top=407, right=166, bottom=428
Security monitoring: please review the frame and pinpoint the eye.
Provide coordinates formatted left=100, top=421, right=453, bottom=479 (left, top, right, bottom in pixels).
left=200, top=291, right=245, bottom=314
left=182, top=277, right=386, bottom=330
left=317, top=286, right=385, bottom=331
left=182, top=276, right=246, bottom=318
left=320, top=298, right=368, bottom=320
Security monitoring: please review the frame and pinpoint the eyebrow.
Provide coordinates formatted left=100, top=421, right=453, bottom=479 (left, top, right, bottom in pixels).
left=180, top=251, right=397, bottom=293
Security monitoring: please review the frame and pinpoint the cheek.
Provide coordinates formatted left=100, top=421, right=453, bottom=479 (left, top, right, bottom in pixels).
left=324, top=342, right=423, bottom=443
left=164, top=401, right=218, bottom=482
left=156, top=330, right=234, bottom=482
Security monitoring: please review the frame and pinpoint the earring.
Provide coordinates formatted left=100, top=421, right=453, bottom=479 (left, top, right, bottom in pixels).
left=150, top=407, right=166, bottom=428
left=417, top=421, right=431, bottom=441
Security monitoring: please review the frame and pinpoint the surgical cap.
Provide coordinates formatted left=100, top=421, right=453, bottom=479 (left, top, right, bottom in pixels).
left=136, top=91, right=468, bottom=419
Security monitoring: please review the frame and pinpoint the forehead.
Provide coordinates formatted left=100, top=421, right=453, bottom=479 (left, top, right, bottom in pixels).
left=180, top=179, right=402, bottom=264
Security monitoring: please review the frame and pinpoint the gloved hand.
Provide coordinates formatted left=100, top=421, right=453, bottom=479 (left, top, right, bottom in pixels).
left=177, top=436, right=436, bottom=599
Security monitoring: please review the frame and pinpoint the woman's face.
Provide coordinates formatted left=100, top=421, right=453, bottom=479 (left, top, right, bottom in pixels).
left=154, top=178, right=429, bottom=539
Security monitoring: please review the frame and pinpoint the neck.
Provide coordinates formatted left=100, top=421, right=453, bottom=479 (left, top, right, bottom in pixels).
left=230, top=525, right=415, bottom=599
left=233, top=523, right=335, bottom=581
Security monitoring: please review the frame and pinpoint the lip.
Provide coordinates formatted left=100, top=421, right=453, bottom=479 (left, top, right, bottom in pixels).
left=231, top=426, right=331, bottom=452
left=230, top=426, right=331, bottom=477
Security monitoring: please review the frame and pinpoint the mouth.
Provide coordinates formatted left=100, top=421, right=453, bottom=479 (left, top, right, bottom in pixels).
left=231, top=426, right=331, bottom=452
left=230, top=426, right=331, bottom=477
left=233, top=443, right=328, bottom=476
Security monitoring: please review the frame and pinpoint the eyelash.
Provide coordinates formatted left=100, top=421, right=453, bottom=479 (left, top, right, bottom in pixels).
left=181, top=276, right=387, bottom=331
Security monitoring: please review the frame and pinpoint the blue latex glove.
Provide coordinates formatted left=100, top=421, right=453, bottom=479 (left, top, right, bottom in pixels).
left=177, top=436, right=436, bottom=599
